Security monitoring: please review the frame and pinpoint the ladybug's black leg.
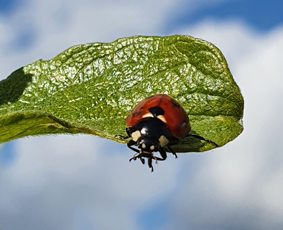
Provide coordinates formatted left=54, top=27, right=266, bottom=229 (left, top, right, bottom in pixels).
left=115, top=128, right=132, bottom=140
left=133, top=152, right=154, bottom=172
left=140, top=154, right=165, bottom=162
left=140, top=157, right=145, bottom=164
left=127, top=140, right=140, bottom=153
left=147, top=157, right=154, bottom=172
left=127, top=140, right=147, bottom=163
left=129, top=154, right=145, bottom=164
left=137, top=152, right=158, bottom=161
left=167, top=146, right=178, bottom=159
left=188, top=134, right=218, bottom=147
left=157, top=147, right=167, bottom=161
left=115, top=135, right=130, bottom=139
left=129, top=152, right=140, bottom=162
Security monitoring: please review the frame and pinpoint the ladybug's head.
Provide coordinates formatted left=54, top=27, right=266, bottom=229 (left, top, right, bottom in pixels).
left=126, top=118, right=179, bottom=171
left=136, top=136, right=162, bottom=153
left=127, top=118, right=173, bottom=152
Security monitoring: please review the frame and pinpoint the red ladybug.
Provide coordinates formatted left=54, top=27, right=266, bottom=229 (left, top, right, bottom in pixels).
left=120, top=94, right=217, bottom=171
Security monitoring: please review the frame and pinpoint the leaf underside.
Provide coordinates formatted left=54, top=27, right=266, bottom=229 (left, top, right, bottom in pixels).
left=0, top=35, right=244, bottom=152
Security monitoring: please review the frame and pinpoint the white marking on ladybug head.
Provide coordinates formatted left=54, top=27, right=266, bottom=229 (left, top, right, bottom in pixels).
left=157, top=115, right=166, bottom=123
left=142, top=112, right=153, bottom=119
left=142, top=143, right=146, bottom=149
left=131, top=130, right=141, bottom=142
left=150, top=145, right=155, bottom=151
left=158, top=135, right=169, bottom=147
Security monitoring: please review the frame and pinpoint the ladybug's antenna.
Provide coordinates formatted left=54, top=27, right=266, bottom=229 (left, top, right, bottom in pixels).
left=187, top=134, right=218, bottom=147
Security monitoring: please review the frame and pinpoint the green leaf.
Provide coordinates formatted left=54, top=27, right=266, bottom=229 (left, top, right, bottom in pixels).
left=0, top=35, right=244, bottom=152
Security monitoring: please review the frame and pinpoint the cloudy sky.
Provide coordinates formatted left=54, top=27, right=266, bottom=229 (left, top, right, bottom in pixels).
left=1, top=0, right=283, bottom=229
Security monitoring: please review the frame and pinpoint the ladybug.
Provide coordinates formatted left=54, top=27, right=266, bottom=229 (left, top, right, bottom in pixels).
left=119, top=94, right=217, bottom=171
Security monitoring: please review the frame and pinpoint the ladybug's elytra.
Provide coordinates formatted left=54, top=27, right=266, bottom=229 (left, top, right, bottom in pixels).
left=119, top=94, right=217, bottom=171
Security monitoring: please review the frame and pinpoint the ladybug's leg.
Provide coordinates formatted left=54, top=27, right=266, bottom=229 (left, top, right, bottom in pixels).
left=167, top=146, right=178, bottom=159
left=140, top=157, right=145, bottom=164
left=129, top=153, right=139, bottom=161
left=130, top=152, right=153, bottom=171
left=127, top=140, right=140, bottom=153
left=129, top=154, right=145, bottom=164
left=147, top=157, right=154, bottom=172
left=188, top=134, right=218, bottom=147
left=139, top=154, right=165, bottom=162
left=115, top=128, right=132, bottom=139
left=116, top=135, right=130, bottom=139
left=156, top=147, right=167, bottom=161
left=127, top=140, right=146, bottom=163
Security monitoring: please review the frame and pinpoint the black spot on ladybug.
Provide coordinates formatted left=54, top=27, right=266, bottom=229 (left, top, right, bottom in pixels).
left=170, top=99, right=180, bottom=108
left=148, top=106, right=165, bottom=117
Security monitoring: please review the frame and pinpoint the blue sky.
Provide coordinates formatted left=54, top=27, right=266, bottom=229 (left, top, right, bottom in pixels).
left=1, top=1, right=283, bottom=230
left=0, top=0, right=19, bottom=14
left=1, top=0, right=283, bottom=52
left=167, top=0, right=283, bottom=32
